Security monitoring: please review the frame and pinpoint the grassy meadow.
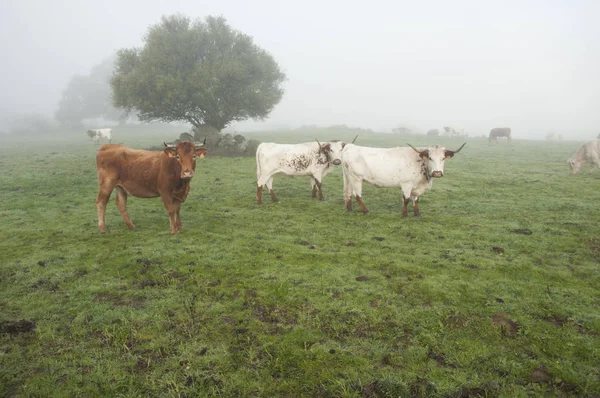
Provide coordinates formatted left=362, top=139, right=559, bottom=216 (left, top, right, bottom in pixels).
left=0, top=126, right=599, bottom=397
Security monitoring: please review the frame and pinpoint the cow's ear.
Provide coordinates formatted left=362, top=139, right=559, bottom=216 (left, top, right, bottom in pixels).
left=322, top=143, right=331, bottom=152
left=164, top=147, right=177, bottom=158
left=195, top=148, right=207, bottom=158
left=419, top=151, right=429, bottom=160
left=444, top=150, right=454, bottom=159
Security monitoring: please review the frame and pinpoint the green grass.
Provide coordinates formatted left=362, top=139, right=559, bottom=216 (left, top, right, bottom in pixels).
left=1, top=127, right=599, bottom=397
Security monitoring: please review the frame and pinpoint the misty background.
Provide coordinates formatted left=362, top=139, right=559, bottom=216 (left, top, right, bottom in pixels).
left=2, top=0, right=599, bottom=139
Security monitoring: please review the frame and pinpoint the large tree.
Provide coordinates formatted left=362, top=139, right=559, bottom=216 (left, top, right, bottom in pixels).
left=55, top=55, right=124, bottom=128
left=110, top=14, right=286, bottom=131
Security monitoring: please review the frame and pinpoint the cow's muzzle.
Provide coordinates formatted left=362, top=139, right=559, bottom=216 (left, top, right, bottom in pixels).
left=431, top=171, right=443, bottom=178
left=333, top=159, right=341, bottom=166
left=181, top=170, right=194, bottom=179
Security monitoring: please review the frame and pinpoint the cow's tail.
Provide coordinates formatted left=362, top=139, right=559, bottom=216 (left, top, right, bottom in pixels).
left=255, top=144, right=262, bottom=186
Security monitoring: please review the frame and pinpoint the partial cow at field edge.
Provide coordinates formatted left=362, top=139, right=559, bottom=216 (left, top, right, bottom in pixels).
left=568, top=139, right=600, bottom=174
left=95, top=141, right=207, bottom=234
left=256, top=137, right=356, bottom=204
left=341, top=142, right=466, bottom=216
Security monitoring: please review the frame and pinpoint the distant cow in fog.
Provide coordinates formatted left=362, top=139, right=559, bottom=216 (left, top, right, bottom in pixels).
left=489, top=127, right=511, bottom=143
left=443, top=126, right=466, bottom=137
left=568, top=140, right=600, bottom=174
left=96, top=140, right=207, bottom=234
left=256, top=137, right=356, bottom=204
left=87, top=128, right=112, bottom=144
left=341, top=142, right=466, bottom=216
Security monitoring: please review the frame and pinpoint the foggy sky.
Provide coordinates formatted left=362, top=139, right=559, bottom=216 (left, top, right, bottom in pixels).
left=2, top=0, right=599, bottom=139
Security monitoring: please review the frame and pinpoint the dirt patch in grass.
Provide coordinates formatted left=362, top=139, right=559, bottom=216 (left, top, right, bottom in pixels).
left=492, top=313, right=519, bottom=337
left=444, top=311, right=470, bottom=330
left=585, top=238, right=600, bottom=262
left=529, top=367, right=552, bottom=384
left=0, top=319, right=36, bottom=334
left=544, top=314, right=599, bottom=336
left=458, top=381, right=501, bottom=397
left=363, top=380, right=410, bottom=397
left=31, top=278, right=59, bottom=292
left=251, top=302, right=298, bottom=326
left=94, top=292, right=146, bottom=308
left=428, top=351, right=457, bottom=368
left=511, top=228, right=532, bottom=235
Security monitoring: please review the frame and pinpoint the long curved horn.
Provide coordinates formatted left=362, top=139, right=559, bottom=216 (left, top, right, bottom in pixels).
left=194, top=138, right=206, bottom=147
left=449, top=142, right=467, bottom=154
left=315, top=138, right=323, bottom=152
left=406, top=143, right=421, bottom=153
left=351, top=134, right=358, bottom=144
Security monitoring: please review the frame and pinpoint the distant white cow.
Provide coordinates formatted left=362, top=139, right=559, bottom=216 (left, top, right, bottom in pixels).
left=341, top=142, right=466, bottom=216
left=568, top=139, right=600, bottom=174
left=87, top=128, right=112, bottom=144
left=256, top=137, right=356, bottom=204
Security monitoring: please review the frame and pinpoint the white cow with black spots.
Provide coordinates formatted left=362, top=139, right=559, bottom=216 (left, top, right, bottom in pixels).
left=255, top=137, right=356, bottom=204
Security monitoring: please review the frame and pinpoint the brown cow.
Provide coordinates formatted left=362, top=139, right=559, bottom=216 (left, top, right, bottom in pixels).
left=95, top=141, right=207, bottom=234
left=489, top=127, right=512, bottom=143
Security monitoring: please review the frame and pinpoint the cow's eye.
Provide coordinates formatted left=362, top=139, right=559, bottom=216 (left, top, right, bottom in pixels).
left=176, top=154, right=180, bottom=159
left=193, top=154, right=196, bottom=159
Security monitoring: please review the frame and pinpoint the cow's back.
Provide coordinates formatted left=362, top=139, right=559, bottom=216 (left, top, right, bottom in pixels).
left=342, top=145, right=422, bottom=186
left=97, top=145, right=162, bottom=182
left=582, top=140, right=600, bottom=158
left=256, top=142, right=319, bottom=176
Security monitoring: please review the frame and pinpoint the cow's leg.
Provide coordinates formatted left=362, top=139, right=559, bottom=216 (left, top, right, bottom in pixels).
left=161, top=195, right=180, bottom=234
left=96, top=177, right=115, bottom=233
left=257, top=173, right=277, bottom=202
left=355, top=196, right=368, bottom=214
left=311, top=178, right=318, bottom=198
left=343, top=172, right=353, bottom=211
left=256, top=185, right=263, bottom=204
left=350, top=178, right=368, bottom=214
left=115, top=186, right=135, bottom=230
left=265, top=176, right=278, bottom=202
left=590, top=155, right=600, bottom=172
left=175, top=207, right=182, bottom=231
left=413, top=196, right=420, bottom=217
left=315, top=179, right=325, bottom=200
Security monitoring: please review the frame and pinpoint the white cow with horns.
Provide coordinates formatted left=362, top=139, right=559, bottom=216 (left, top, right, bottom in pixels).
left=341, top=142, right=466, bottom=216
left=87, top=128, right=112, bottom=144
left=256, top=136, right=357, bottom=204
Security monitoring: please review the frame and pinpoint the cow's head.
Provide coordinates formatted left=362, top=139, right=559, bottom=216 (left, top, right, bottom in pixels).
left=568, top=158, right=580, bottom=174
left=164, top=139, right=207, bottom=179
left=407, top=142, right=466, bottom=178
left=86, top=130, right=96, bottom=138
left=315, top=138, right=345, bottom=166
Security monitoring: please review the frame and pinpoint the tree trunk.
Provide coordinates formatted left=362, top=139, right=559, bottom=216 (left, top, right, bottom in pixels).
left=193, top=124, right=221, bottom=149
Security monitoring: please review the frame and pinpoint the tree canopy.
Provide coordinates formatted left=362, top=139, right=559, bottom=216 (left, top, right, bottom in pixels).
left=55, top=55, right=124, bottom=128
left=110, top=14, right=286, bottom=131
